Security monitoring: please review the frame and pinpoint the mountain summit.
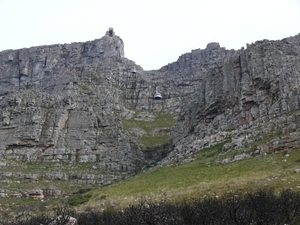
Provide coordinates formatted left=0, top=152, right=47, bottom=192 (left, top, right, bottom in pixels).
left=0, top=29, right=300, bottom=185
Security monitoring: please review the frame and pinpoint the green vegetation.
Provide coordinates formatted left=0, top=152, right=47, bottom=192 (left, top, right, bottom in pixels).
left=139, top=135, right=171, bottom=149
left=2, top=140, right=300, bottom=223
left=121, top=112, right=177, bottom=148
left=3, top=188, right=300, bottom=224
left=2, top=118, right=300, bottom=220
left=69, top=193, right=92, bottom=206
left=0, top=160, right=117, bottom=219
left=85, top=143, right=300, bottom=209
left=78, top=188, right=92, bottom=194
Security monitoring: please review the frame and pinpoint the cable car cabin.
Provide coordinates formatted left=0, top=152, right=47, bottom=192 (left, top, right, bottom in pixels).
left=154, top=92, right=162, bottom=100
left=132, top=68, right=137, bottom=74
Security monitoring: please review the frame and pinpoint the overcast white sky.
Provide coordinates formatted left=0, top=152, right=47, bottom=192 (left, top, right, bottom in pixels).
left=0, top=0, right=300, bottom=70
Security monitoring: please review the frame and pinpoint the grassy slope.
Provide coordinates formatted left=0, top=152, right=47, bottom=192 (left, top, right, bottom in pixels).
left=86, top=143, right=300, bottom=209
left=121, top=112, right=177, bottom=148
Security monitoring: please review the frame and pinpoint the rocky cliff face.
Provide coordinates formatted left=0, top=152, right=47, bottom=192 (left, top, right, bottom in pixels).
left=0, top=29, right=161, bottom=179
left=1, top=28, right=300, bottom=188
left=164, top=34, right=300, bottom=162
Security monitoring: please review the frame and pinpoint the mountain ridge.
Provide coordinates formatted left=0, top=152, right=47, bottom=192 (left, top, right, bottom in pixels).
left=0, top=28, right=300, bottom=192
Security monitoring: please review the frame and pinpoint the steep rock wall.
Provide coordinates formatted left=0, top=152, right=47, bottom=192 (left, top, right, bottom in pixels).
left=0, top=30, right=154, bottom=174
left=164, top=34, right=300, bottom=161
left=1, top=28, right=300, bottom=175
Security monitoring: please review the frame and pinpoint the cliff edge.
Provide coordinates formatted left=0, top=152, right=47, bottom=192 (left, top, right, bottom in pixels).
left=1, top=28, right=300, bottom=186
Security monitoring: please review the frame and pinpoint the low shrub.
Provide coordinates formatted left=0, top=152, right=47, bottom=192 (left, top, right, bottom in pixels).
left=69, top=193, right=92, bottom=206
left=2, top=188, right=300, bottom=225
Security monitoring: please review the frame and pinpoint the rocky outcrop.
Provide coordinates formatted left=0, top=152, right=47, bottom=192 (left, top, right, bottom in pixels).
left=164, top=34, right=300, bottom=162
left=0, top=29, right=147, bottom=172
left=0, top=27, right=216, bottom=171
left=1, top=28, right=300, bottom=190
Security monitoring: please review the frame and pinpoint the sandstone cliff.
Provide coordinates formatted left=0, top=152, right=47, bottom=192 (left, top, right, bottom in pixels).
left=165, top=34, right=300, bottom=163
left=1, top=28, right=300, bottom=187
left=0, top=29, right=157, bottom=182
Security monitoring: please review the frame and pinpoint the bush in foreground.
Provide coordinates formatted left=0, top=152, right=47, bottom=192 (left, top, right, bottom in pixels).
left=2, top=188, right=300, bottom=225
